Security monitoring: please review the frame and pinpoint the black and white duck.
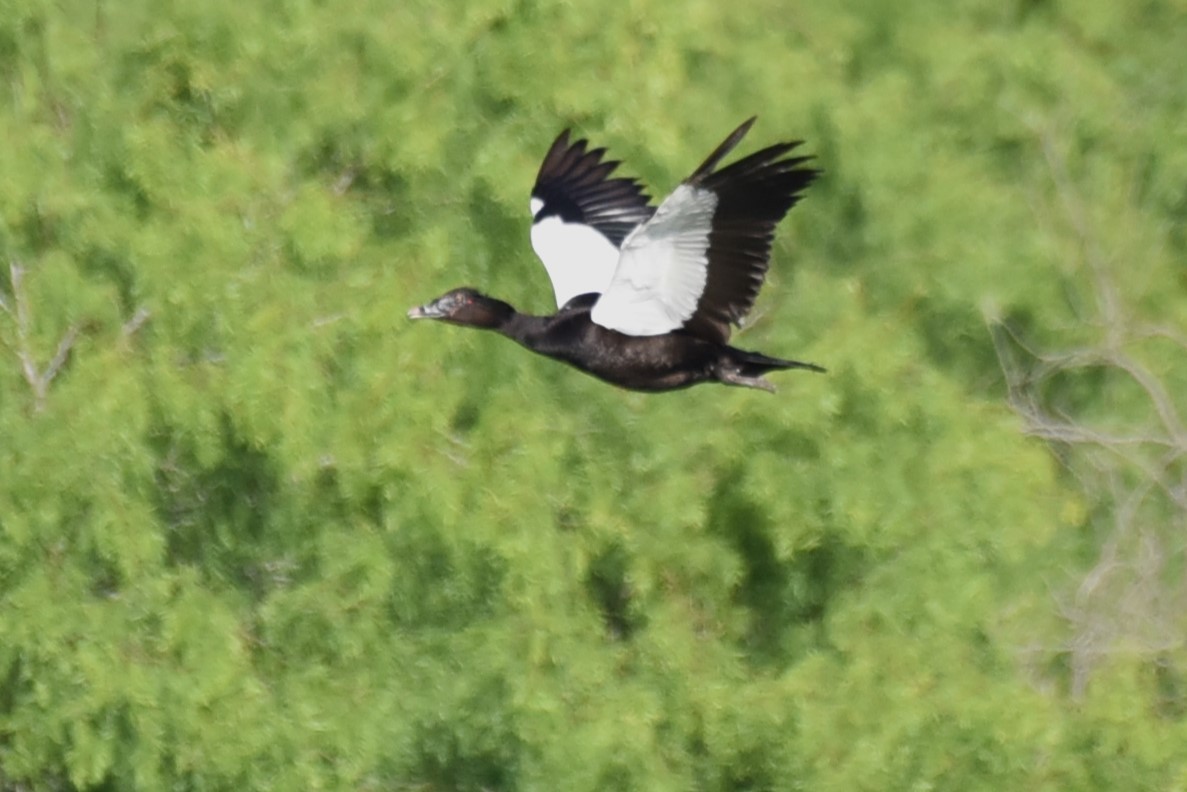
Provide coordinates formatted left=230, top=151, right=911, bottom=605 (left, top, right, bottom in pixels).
left=408, top=117, right=823, bottom=392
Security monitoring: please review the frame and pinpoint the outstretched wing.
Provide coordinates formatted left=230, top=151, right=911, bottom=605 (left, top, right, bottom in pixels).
left=530, top=130, right=654, bottom=308
left=590, top=118, right=818, bottom=343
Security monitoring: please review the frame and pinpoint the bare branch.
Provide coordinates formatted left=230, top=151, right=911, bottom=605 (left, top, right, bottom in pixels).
left=312, top=312, right=345, bottom=329
left=1, top=259, right=86, bottom=412
left=11, top=262, right=29, bottom=337
left=1109, top=351, right=1186, bottom=443
left=1137, top=324, right=1187, bottom=353
left=996, top=118, right=1187, bottom=698
left=122, top=306, right=152, bottom=338
left=42, top=324, right=80, bottom=388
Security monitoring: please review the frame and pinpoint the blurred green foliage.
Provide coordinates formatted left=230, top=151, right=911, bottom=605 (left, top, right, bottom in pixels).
left=1, top=0, right=1186, bottom=789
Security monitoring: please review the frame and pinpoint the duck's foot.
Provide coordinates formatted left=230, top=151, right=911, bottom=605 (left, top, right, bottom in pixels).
left=717, top=368, right=777, bottom=392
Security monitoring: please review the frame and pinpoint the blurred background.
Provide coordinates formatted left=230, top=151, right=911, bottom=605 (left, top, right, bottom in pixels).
left=1, top=0, right=1185, bottom=788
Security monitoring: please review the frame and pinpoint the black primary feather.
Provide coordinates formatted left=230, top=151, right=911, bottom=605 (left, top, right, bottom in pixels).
left=531, top=130, right=655, bottom=247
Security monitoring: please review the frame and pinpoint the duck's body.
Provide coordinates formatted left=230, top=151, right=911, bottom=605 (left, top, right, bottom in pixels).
left=409, top=118, right=823, bottom=393
left=409, top=290, right=823, bottom=392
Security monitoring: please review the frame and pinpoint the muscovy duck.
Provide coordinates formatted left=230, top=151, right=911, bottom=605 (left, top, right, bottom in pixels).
left=408, top=117, right=823, bottom=392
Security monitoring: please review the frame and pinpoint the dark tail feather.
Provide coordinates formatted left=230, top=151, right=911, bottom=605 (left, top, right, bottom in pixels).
left=718, top=347, right=824, bottom=392
left=736, top=348, right=826, bottom=376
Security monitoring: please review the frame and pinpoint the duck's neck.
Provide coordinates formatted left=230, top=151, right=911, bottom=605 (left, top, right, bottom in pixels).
left=461, top=295, right=546, bottom=346
left=458, top=292, right=588, bottom=363
left=497, top=310, right=555, bottom=351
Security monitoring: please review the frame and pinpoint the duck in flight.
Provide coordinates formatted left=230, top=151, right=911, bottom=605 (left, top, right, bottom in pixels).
left=408, top=117, right=824, bottom=392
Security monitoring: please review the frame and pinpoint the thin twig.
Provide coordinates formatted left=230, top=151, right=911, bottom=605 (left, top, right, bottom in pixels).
left=122, top=306, right=152, bottom=337
left=42, top=325, right=80, bottom=388
left=2, top=259, right=84, bottom=411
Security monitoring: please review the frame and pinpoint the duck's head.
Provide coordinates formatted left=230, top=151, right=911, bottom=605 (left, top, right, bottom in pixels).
left=407, top=287, right=513, bottom=329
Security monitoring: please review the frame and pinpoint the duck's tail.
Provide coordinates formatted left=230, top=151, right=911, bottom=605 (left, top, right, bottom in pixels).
left=718, top=348, right=825, bottom=392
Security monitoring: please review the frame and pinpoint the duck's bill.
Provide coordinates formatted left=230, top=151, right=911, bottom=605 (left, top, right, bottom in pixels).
left=406, top=303, right=441, bottom=319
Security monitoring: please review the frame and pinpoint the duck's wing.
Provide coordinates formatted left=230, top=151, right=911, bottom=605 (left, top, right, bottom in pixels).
left=530, top=130, right=655, bottom=309
left=590, top=118, right=818, bottom=343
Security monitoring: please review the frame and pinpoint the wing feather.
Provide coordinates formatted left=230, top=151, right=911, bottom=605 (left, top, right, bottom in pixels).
left=529, top=131, right=654, bottom=308
left=590, top=184, right=717, bottom=335
left=590, top=119, right=818, bottom=341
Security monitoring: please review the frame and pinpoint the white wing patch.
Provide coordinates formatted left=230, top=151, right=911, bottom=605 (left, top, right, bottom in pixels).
left=590, top=185, right=717, bottom=336
left=530, top=215, right=621, bottom=308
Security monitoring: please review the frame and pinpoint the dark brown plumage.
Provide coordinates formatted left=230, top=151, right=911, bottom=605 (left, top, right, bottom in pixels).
left=408, top=119, right=823, bottom=392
